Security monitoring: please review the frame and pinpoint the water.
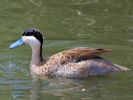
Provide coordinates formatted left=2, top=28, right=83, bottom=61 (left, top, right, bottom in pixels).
left=0, top=0, right=133, bottom=100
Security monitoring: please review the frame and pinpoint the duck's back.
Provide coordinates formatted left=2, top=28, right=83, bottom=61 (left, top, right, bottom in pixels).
left=49, top=47, right=111, bottom=64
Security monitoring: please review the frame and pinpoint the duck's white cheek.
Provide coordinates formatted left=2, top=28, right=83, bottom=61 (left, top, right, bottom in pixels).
left=30, top=39, right=39, bottom=45
left=22, top=36, right=29, bottom=44
left=22, top=36, right=40, bottom=46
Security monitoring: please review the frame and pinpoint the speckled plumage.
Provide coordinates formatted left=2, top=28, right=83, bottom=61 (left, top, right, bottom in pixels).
left=30, top=47, right=128, bottom=78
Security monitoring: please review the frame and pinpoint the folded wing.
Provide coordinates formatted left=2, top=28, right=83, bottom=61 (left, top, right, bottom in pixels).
left=49, top=47, right=111, bottom=64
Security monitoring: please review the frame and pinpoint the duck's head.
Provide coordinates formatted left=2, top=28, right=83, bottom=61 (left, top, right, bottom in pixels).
left=9, top=28, right=44, bottom=49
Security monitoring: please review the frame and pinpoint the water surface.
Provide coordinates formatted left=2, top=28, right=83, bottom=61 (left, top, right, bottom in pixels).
left=0, top=0, right=133, bottom=100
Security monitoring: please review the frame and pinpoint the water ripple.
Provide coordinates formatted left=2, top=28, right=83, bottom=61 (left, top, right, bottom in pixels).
left=71, top=0, right=98, bottom=5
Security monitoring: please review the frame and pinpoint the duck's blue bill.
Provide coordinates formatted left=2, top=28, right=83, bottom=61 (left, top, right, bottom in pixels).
left=9, top=38, right=24, bottom=49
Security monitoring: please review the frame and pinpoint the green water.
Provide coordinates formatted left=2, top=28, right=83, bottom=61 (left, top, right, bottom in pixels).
left=0, top=0, right=133, bottom=100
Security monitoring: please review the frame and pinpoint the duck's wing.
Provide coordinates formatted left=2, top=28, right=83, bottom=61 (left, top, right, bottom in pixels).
left=49, top=47, right=111, bottom=64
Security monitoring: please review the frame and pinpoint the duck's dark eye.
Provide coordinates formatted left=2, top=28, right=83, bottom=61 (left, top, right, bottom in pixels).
left=22, top=28, right=38, bottom=36
left=22, top=28, right=43, bottom=44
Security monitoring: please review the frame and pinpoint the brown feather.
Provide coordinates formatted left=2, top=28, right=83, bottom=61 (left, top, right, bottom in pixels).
left=49, top=47, right=112, bottom=65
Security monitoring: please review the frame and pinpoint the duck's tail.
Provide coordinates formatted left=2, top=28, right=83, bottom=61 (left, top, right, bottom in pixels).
left=114, top=64, right=130, bottom=71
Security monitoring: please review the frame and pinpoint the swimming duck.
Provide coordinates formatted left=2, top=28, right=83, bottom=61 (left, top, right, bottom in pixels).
left=9, top=28, right=129, bottom=78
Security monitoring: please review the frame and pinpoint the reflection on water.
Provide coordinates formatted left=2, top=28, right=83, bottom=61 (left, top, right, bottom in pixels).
left=17, top=75, right=132, bottom=100
left=0, top=0, right=133, bottom=100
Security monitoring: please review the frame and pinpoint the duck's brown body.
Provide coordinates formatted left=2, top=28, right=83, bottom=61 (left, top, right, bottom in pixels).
left=31, top=47, right=128, bottom=78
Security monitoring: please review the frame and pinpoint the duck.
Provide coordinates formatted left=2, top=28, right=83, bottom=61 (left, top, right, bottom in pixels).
left=9, top=28, right=129, bottom=78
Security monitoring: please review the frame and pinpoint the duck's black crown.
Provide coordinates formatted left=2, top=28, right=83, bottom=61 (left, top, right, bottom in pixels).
left=22, top=28, right=43, bottom=44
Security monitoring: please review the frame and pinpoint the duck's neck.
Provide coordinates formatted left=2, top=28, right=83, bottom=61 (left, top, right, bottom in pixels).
left=30, top=45, right=43, bottom=66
